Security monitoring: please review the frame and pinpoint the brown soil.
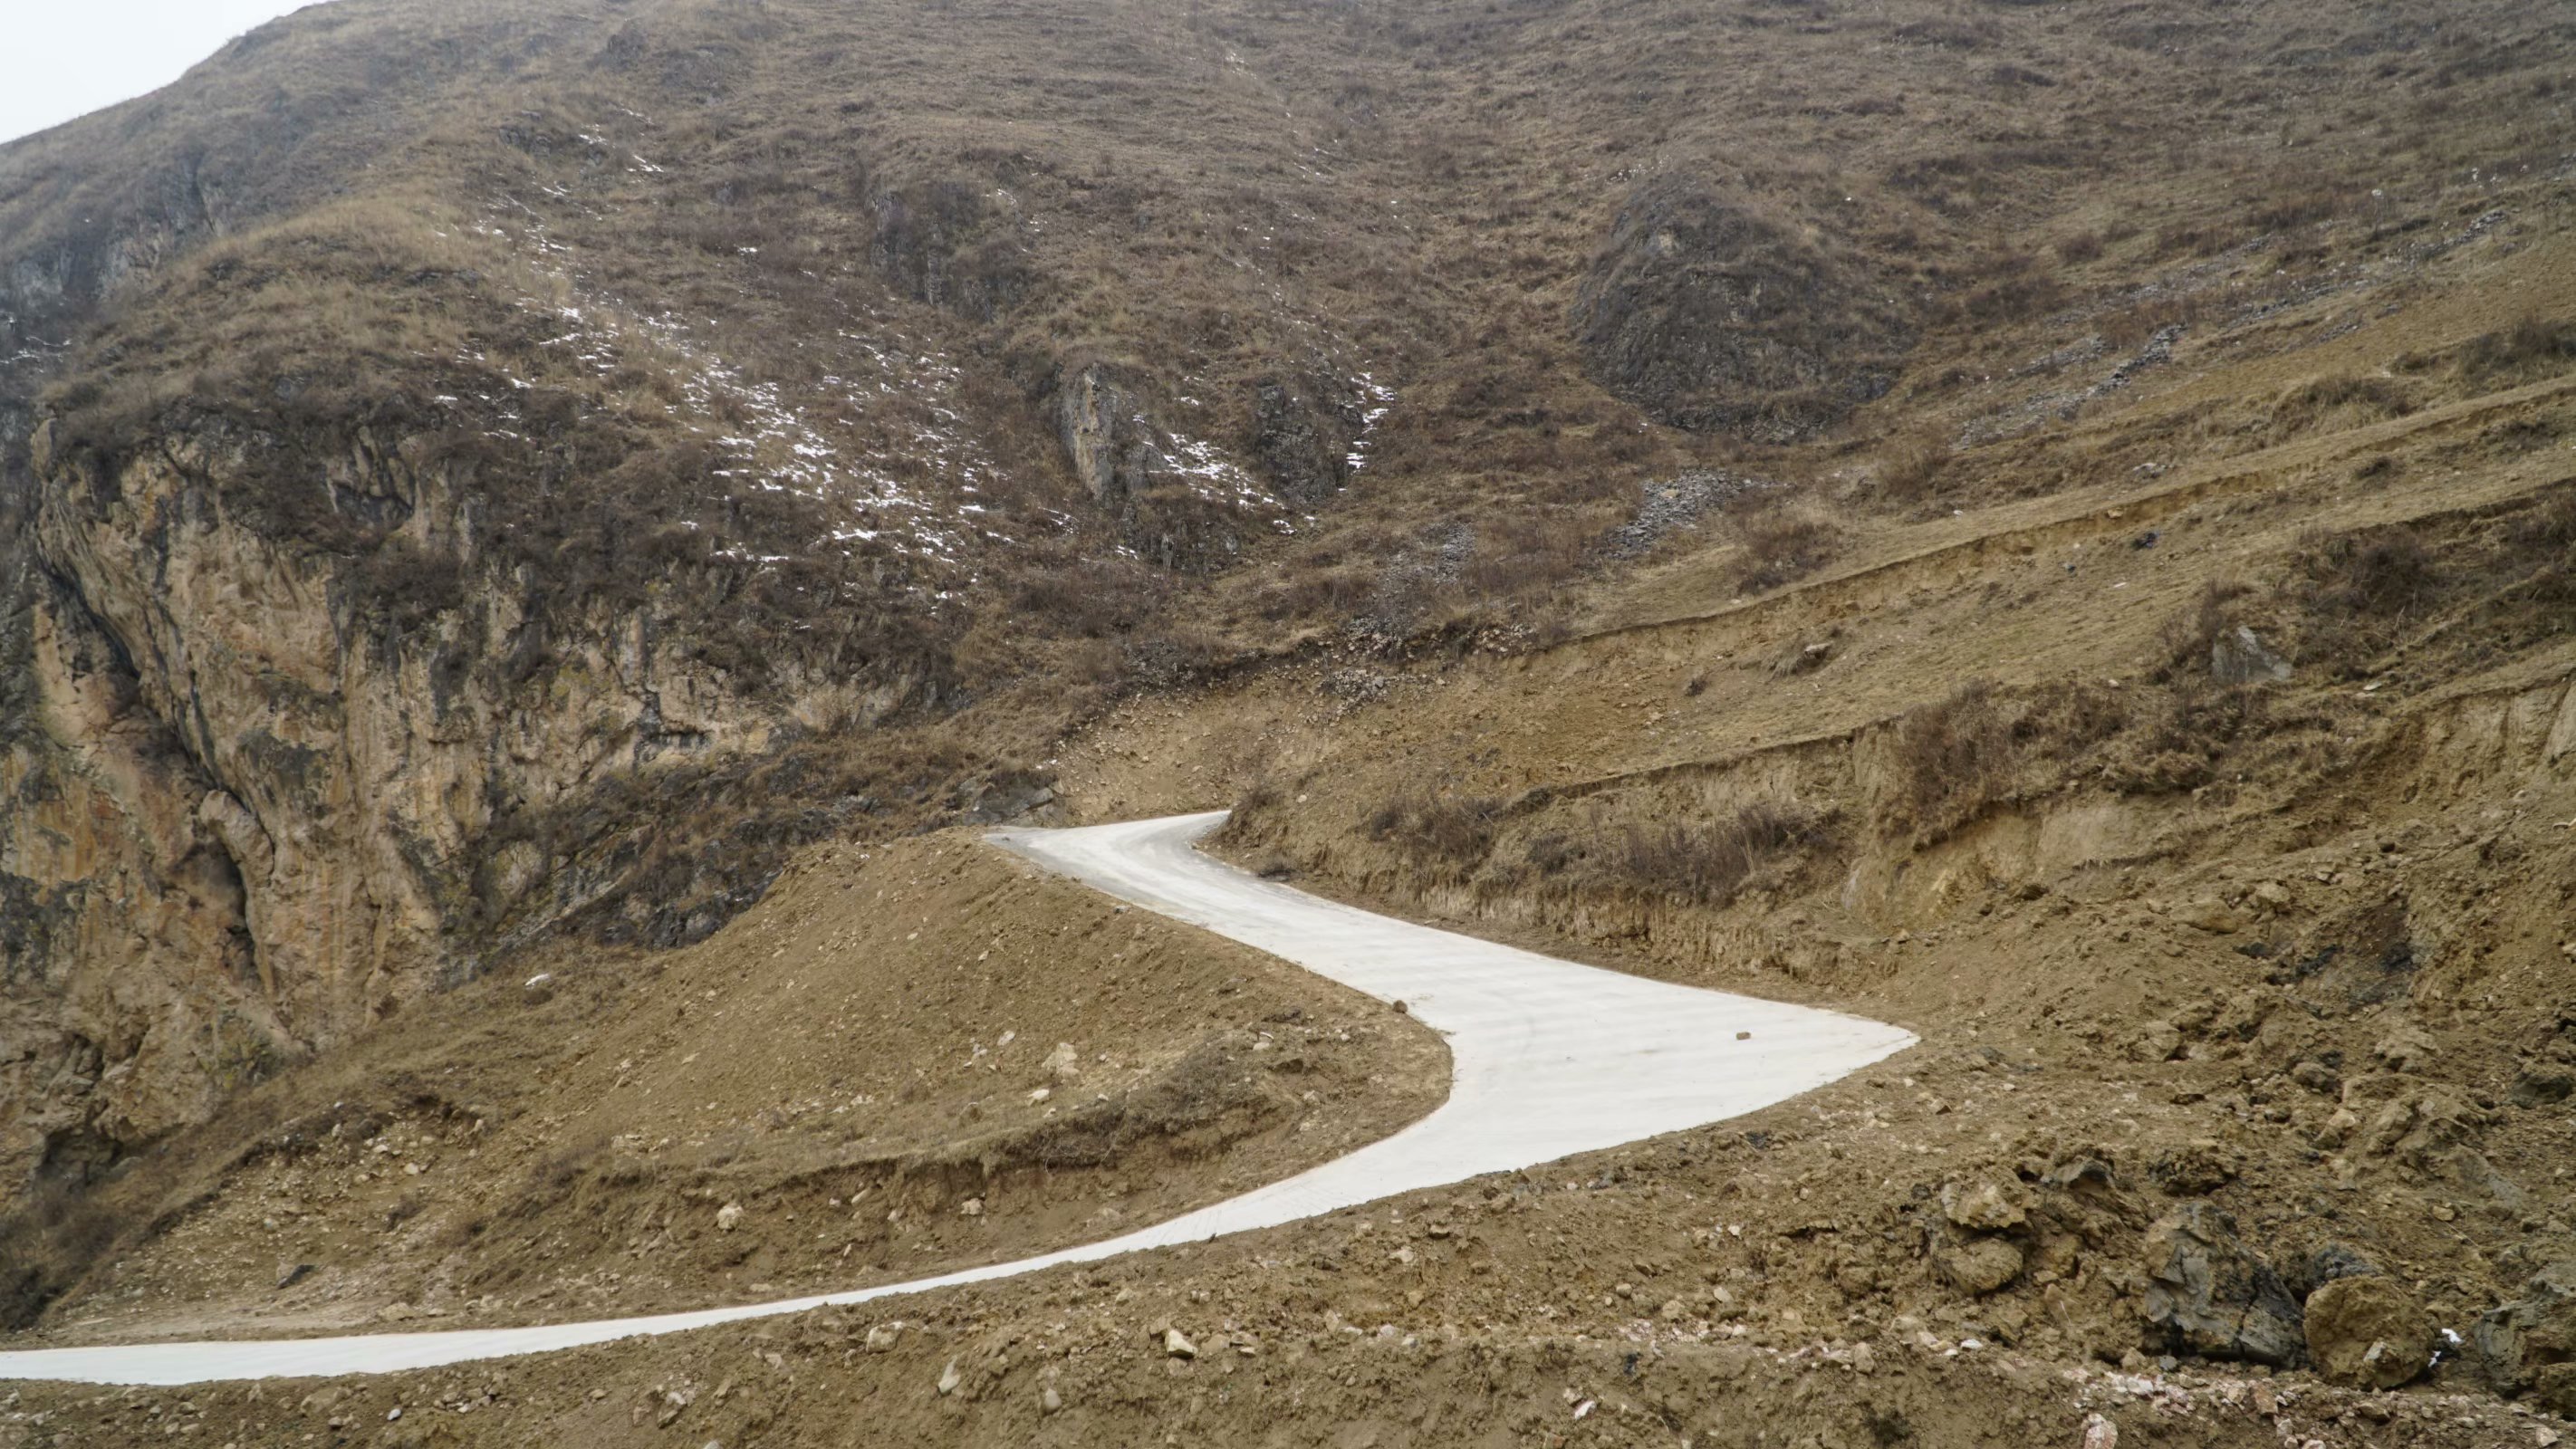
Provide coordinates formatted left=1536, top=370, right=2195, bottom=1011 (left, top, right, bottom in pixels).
left=2, top=836, right=1445, bottom=1343
left=8, top=1, right=2576, bottom=1444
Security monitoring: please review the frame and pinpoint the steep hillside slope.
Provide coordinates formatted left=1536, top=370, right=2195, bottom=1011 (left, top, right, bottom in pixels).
left=4, top=0, right=2575, bottom=1435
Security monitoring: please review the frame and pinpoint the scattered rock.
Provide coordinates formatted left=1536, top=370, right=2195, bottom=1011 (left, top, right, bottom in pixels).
left=522, top=973, right=556, bottom=1005
left=2475, top=1261, right=2576, bottom=1414
left=2251, top=881, right=2292, bottom=912
left=865, top=1323, right=902, bottom=1351
left=716, top=1203, right=745, bottom=1233
left=2081, top=1412, right=2118, bottom=1449
left=2373, top=1022, right=2438, bottom=1075
left=2510, top=1066, right=2573, bottom=1108
left=1940, top=1176, right=2028, bottom=1232
left=2304, top=1274, right=2432, bottom=1388
left=1041, top=1386, right=1062, bottom=1414
left=2130, top=1022, right=2184, bottom=1063
left=2140, top=1204, right=2306, bottom=1367
left=2210, top=626, right=2292, bottom=686
left=2148, top=1139, right=2241, bottom=1195
left=1044, top=1042, right=1081, bottom=1082
left=959, top=1197, right=985, bottom=1217
left=1933, top=1236, right=2025, bottom=1296
left=2176, top=898, right=2242, bottom=935
left=274, top=1262, right=315, bottom=1291
left=1165, top=1327, right=1198, bottom=1359
left=2344, top=1075, right=2480, bottom=1162
left=936, top=1359, right=963, bottom=1396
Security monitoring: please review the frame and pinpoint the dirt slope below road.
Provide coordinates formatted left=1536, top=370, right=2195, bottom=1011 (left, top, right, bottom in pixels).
left=4, top=836, right=1446, bottom=1344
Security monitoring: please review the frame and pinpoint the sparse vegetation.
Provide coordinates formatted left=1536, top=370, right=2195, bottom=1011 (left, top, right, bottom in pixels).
left=1364, top=790, right=1504, bottom=868
left=2270, top=374, right=2418, bottom=439
left=1879, top=680, right=2018, bottom=842
left=1731, top=511, right=1844, bottom=595
left=1608, top=802, right=1829, bottom=907
left=1878, top=432, right=1953, bottom=501
left=2459, top=315, right=2576, bottom=382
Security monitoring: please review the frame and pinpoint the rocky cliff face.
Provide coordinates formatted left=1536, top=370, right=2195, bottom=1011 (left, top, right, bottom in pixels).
left=0, top=398, right=908, bottom=1192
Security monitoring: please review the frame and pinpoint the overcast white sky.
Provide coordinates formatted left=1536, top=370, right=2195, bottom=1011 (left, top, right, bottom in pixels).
left=2, top=1, right=338, bottom=147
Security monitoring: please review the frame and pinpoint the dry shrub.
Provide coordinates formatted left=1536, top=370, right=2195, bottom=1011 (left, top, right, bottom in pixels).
left=1732, top=511, right=1843, bottom=594
left=2305, top=528, right=2437, bottom=616
left=2270, top=374, right=2417, bottom=438
left=1365, top=790, right=1503, bottom=868
left=2459, top=315, right=2576, bottom=382
left=1879, top=680, right=2017, bottom=842
left=2054, top=230, right=2107, bottom=265
left=1610, top=801, right=1827, bottom=907
left=1879, top=432, right=1952, bottom=500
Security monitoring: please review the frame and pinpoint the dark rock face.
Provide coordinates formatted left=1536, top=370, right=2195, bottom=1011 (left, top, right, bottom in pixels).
left=2475, top=1260, right=2576, bottom=1414
left=2140, top=1204, right=2308, bottom=1367
left=1574, top=176, right=1912, bottom=442
left=1250, top=373, right=1359, bottom=507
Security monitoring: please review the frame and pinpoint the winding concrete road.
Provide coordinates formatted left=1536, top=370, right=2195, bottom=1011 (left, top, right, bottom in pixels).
left=0, top=811, right=1914, bottom=1386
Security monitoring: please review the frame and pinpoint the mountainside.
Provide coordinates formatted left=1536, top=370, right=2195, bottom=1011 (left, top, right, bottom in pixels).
left=4, top=0, right=2576, bottom=1440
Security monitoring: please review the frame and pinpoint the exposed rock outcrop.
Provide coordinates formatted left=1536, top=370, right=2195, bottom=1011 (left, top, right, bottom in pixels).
left=1574, top=176, right=1913, bottom=442
left=2475, top=1261, right=2576, bottom=1414
left=1, top=388, right=943, bottom=1195
left=2139, top=1204, right=2307, bottom=1367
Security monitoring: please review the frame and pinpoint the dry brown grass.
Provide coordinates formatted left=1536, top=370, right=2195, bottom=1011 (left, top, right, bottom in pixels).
left=1608, top=801, right=1829, bottom=907
left=2152, top=579, right=2259, bottom=684
left=1364, top=790, right=1504, bottom=868
left=2269, top=374, right=2419, bottom=439
left=1731, top=509, right=1845, bottom=595
left=1878, top=432, right=1953, bottom=502
left=2459, top=315, right=2576, bottom=383
left=1879, top=680, right=2017, bottom=843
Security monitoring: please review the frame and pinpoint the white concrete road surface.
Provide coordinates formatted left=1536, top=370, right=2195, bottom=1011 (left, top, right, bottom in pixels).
left=0, top=812, right=1915, bottom=1386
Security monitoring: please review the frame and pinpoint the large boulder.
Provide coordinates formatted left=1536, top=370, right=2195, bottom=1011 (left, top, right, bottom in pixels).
left=2303, top=1275, right=2432, bottom=1388
left=2475, top=1261, right=2576, bottom=1415
left=2139, top=1204, right=2306, bottom=1367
